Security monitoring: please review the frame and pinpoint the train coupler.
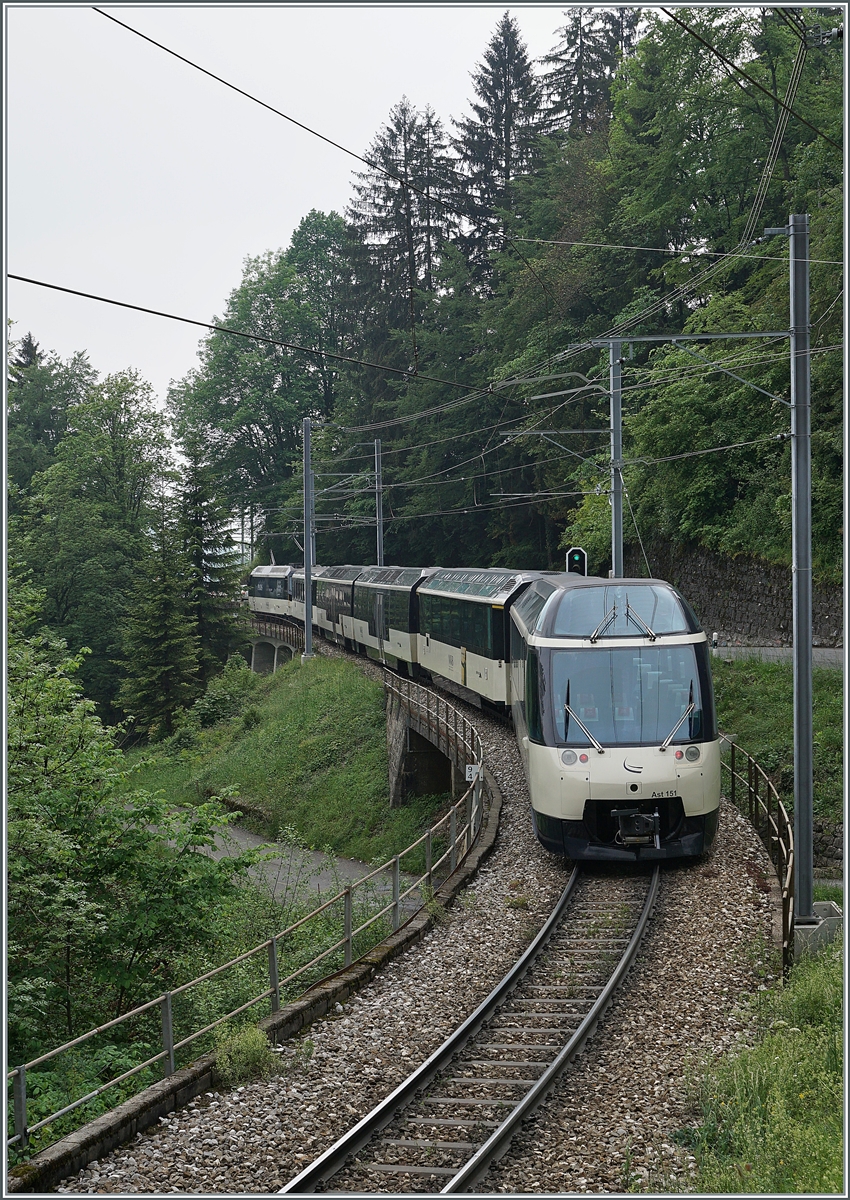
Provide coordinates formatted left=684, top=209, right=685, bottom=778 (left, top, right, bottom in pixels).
left=612, top=807, right=661, bottom=849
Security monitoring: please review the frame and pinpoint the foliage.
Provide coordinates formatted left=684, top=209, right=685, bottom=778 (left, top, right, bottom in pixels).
left=214, top=1024, right=277, bottom=1087
left=711, top=657, right=843, bottom=818
left=117, top=488, right=202, bottom=740
left=13, top=368, right=172, bottom=717
left=179, top=457, right=246, bottom=682
left=675, top=943, right=843, bottom=1194
left=6, top=567, right=257, bottom=1061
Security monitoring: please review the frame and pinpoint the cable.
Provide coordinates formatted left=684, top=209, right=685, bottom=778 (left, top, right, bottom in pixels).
left=659, top=8, right=839, bottom=151
left=626, top=432, right=789, bottom=467
left=93, top=6, right=560, bottom=309
left=513, top=237, right=841, bottom=265
left=7, top=273, right=477, bottom=394
left=621, top=472, right=653, bottom=579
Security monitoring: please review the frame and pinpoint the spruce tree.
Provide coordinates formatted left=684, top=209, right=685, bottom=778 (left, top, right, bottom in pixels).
left=180, top=459, right=244, bottom=685
left=452, top=12, right=543, bottom=273
left=347, top=98, right=458, bottom=336
left=542, top=6, right=642, bottom=134
left=118, top=489, right=200, bottom=740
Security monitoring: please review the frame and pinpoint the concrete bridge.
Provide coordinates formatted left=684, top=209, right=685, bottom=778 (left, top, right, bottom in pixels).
left=242, top=615, right=304, bottom=674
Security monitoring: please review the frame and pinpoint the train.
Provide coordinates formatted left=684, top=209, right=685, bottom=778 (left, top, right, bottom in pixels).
left=246, top=562, right=720, bottom=863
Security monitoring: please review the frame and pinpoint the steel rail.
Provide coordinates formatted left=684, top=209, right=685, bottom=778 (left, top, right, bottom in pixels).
left=442, top=864, right=661, bottom=1192
left=280, top=865, right=583, bottom=1193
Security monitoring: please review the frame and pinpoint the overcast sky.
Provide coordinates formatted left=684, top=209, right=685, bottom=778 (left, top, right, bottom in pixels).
left=7, top=2, right=595, bottom=403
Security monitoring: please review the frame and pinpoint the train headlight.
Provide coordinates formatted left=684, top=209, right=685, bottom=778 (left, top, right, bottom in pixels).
left=685, top=745, right=701, bottom=762
left=561, top=750, right=578, bottom=766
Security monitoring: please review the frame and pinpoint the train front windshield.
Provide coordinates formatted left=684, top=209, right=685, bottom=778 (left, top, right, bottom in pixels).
left=546, top=644, right=709, bottom=747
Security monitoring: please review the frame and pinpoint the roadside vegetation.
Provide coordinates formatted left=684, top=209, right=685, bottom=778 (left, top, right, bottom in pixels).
left=711, top=657, right=843, bottom=819
left=130, top=652, right=450, bottom=865
left=673, top=942, right=843, bottom=1194
left=7, top=576, right=439, bottom=1162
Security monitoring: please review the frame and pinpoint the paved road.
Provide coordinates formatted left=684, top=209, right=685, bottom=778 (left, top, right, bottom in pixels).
left=713, top=646, right=843, bottom=669
left=208, top=822, right=419, bottom=909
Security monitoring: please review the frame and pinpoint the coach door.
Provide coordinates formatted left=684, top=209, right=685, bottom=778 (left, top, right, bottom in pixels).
left=376, top=592, right=385, bottom=661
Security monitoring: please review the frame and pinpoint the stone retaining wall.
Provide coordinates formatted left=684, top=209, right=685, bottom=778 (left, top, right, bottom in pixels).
left=813, top=819, right=843, bottom=870
left=624, top=543, right=843, bottom=647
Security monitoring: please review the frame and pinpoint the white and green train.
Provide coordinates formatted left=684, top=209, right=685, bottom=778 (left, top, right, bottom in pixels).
left=247, top=564, right=720, bottom=862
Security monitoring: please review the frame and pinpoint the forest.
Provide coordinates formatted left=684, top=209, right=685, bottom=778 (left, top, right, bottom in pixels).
left=8, top=6, right=843, bottom=729
left=5, top=4, right=843, bottom=1076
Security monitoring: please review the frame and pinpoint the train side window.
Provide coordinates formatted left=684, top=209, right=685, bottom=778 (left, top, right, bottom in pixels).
left=526, top=648, right=543, bottom=743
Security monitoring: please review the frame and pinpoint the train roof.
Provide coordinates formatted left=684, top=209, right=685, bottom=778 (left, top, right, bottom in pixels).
left=418, top=567, right=542, bottom=604
left=513, top=575, right=702, bottom=638
left=315, top=565, right=366, bottom=583
left=354, top=566, right=435, bottom=590
left=250, top=564, right=294, bottom=577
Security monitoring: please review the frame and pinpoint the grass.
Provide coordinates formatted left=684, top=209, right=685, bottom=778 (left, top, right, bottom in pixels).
left=711, top=657, right=843, bottom=819
left=813, top=883, right=843, bottom=907
left=126, top=654, right=449, bottom=865
left=672, top=941, right=843, bottom=1194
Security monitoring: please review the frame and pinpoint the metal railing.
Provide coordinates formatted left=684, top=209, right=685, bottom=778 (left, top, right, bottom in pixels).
left=720, top=734, right=795, bottom=972
left=7, top=676, right=487, bottom=1153
left=241, top=613, right=306, bottom=653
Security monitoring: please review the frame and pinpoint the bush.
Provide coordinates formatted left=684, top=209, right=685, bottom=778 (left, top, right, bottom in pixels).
left=214, top=1024, right=277, bottom=1087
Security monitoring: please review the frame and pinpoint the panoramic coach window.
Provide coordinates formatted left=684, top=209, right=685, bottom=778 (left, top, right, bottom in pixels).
left=551, top=584, right=691, bottom=638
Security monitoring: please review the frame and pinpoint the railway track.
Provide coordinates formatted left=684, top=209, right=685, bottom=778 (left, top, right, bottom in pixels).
left=281, top=863, right=660, bottom=1194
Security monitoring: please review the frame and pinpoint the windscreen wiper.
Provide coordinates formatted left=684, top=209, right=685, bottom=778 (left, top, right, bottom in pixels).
left=565, top=682, right=605, bottom=753
left=625, top=599, right=656, bottom=640
left=659, top=680, right=695, bottom=751
left=589, top=605, right=617, bottom=643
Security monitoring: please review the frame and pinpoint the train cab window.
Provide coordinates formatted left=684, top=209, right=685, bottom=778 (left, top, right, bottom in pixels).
left=550, top=584, right=691, bottom=638
left=526, top=648, right=543, bottom=743
left=513, top=581, right=557, bottom=633
left=547, top=644, right=707, bottom=746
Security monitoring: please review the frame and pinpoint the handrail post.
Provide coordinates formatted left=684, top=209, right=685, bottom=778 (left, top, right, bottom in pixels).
left=730, top=741, right=736, bottom=809
left=450, top=806, right=457, bottom=871
left=465, top=790, right=473, bottom=855
left=392, top=858, right=400, bottom=931
left=425, top=828, right=432, bottom=889
left=268, top=938, right=281, bottom=1013
left=161, top=993, right=175, bottom=1077
left=13, top=1066, right=27, bottom=1149
left=344, top=887, right=353, bottom=966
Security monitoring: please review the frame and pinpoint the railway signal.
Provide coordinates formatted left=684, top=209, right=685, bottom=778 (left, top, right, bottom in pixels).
left=566, top=547, right=588, bottom=575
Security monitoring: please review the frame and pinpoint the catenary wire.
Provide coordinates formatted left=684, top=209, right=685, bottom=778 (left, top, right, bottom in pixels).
left=513, top=237, right=840, bottom=265
left=7, top=274, right=482, bottom=394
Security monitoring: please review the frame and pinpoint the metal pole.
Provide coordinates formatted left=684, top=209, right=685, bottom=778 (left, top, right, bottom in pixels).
left=610, top=339, right=623, bottom=577
left=161, top=993, right=175, bottom=1077
left=789, top=212, right=815, bottom=924
left=392, top=857, right=400, bottom=931
left=375, top=438, right=384, bottom=567
left=449, top=807, right=457, bottom=871
left=13, top=1067, right=27, bottom=1148
left=268, top=939, right=280, bottom=1013
left=301, top=418, right=313, bottom=661
left=344, top=887, right=353, bottom=966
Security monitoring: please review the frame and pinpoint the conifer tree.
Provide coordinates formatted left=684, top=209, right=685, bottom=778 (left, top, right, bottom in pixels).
left=118, top=488, right=200, bottom=740
left=452, top=12, right=543, bottom=272
left=542, top=6, right=642, bottom=133
left=180, top=459, right=244, bottom=684
left=347, top=98, right=458, bottom=336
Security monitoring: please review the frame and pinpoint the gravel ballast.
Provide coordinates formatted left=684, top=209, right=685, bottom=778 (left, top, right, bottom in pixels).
left=55, top=661, right=777, bottom=1195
